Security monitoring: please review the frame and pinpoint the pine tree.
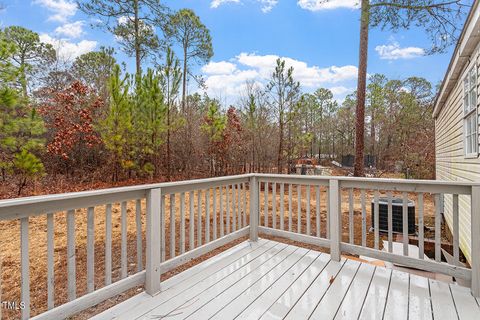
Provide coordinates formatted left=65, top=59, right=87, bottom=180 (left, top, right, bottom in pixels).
left=98, top=65, right=134, bottom=181
left=133, top=68, right=167, bottom=177
left=202, top=100, right=226, bottom=175
left=159, top=48, right=182, bottom=179
left=0, top=35, right=45, bottom=194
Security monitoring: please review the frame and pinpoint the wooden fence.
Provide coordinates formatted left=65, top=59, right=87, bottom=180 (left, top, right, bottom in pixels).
left=0, top=174, right=478, bottom=319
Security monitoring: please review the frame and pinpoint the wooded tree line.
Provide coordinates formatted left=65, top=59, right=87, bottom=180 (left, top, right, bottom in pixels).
left=0, top=24, right=435, bottom=196
left=0, top=0, right=458, bottom=196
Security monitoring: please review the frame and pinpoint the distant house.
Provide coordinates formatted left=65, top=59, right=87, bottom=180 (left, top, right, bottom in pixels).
left=433, top=2, right=480, bottom=264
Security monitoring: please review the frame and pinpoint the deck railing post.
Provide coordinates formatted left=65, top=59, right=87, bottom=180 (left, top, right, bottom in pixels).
left=471, top=185, right=480, bottom=297
left=329, top=179, right=341, bottom=261
left=146, top=188, right=162, bottom=295
left=250, top=175, right=259, bottom=241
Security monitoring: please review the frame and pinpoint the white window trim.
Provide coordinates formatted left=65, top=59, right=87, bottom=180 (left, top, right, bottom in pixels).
left=464, top=65, right=478, bottom=158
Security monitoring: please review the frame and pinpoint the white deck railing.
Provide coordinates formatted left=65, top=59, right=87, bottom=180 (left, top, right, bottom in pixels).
left=0, top=174, right=479, bottom=319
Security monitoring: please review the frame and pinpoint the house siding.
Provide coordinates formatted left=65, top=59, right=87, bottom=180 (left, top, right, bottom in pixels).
left=435, top=46, right=480, bottom=264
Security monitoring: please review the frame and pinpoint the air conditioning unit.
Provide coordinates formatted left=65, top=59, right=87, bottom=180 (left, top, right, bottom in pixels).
left=371, top=197, right=415, bottom=234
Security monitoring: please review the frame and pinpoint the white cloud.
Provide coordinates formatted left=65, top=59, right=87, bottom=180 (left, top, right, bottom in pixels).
left=237, top=52, right=357, bottom=86
left=211, top=0, right=240, bottom=8
left=54, top=21, right=84, bottom=38
left=33, top=0, right=77, bottom=23
left=329, top=86, right=354, bottom=96
left=297, top=0, right=359, bottom=11
left=204, top=70, right=261, bottom=98
left=259, top=0, right=278, bottom=12
left=200, top=52, right=358, bottom=103
left=202, top=61, right=238, bottom=75
left=375, top=42, right=425, bottom=60
left=40, top=34, right=97, bottom=61
left=117, top=16, right=130, bottom=25
left=210, top=0, right=278, bottom=12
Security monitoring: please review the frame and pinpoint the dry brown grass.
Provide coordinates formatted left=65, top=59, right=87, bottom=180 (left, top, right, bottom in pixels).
left=0, top=183, right=441, bottom=319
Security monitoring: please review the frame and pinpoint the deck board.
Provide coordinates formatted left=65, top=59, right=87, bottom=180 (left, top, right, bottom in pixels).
left=282, top=258, right=346, bottom=319
left=197, top=248, right=310, bottom=319
left=358, top=267, right=392, bottom=320
left=309, top=259, right=361, bottom=319
left=430, top=279, right=458, bottom=320
left=450, top=283, right=480, bottom=320
left=213, top=250, right=320, bottom=319
left=93, top=239, right=479, bottom=320
left=333, top=262, right=376, bottom=320
left=259, top=253, right=331, bottom=320
left=95, top=239, right=273, bottom=320
left=408, top=274, right=433, bottom=320
left=383, top=270, right=410, bottom=320
left=137, top=244, right=294, bottom=319
left=235, top=251, right=322, bottom=320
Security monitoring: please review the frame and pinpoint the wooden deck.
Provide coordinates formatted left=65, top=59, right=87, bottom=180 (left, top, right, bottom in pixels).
left=93, top=238, right=480, bottom=320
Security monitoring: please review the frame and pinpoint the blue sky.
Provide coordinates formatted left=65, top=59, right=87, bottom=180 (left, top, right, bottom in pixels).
left=0, top=0, right=467, bottom=103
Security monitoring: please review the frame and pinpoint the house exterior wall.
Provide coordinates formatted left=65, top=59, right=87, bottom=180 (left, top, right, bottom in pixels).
left=435, top=45, right=480, bottom=264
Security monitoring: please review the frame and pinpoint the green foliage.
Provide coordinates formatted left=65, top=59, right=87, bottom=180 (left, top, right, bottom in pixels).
left=99, top=65, right=169, bottom=179
left=0, top=38, right=18, bottom=85
left=266, top=58, right=301, bottom=172
left=98, top=65, right=134, bottom=180
left=165, top=9, right=213, bottom=64
left=133, top=68, right=168, bottom=174
left=165, top=8, right=213, bottom=109
left=1, top=26, right=55, bottom=97
left=159, top=47, right=183, bottom=178
left=159, top=47, right=185, bottom=131
left=13, top=149, right=44, bottom=176
left=113, top=17, right=161, bottom=62
left=159, top=47, right=182, bottom=106
left=202, top=100, right=226, bottom=142
left=72, top=47, right=117, bottom=98
left=78, top=0, right=169, bottom=74
left=0, top=34, right=45, bottom=193
left=13, top=149, right=45, bottom=195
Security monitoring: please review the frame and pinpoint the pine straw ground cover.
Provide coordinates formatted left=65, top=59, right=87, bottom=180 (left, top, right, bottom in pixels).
left=0, top=184, right=440, bottom=319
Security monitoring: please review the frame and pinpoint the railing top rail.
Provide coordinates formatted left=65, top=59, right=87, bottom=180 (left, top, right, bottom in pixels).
left=255, top=173, right=480, bottom=187
left=0, top=174, right=253, bottom=220
left=257, top=173, right=477, bottom=195
left=1, top=172, right=478, bottom=219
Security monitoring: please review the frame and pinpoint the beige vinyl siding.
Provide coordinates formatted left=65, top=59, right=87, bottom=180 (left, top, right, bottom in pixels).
left=435, top=48, right=480, bottom=264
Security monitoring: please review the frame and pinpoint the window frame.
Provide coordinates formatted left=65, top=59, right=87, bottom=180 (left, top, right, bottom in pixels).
left=464, top=65, right=478, bottom=158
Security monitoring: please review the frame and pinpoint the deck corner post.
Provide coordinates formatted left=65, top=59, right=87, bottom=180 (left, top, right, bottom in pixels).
left=146, top=187, right=162, bottom=296
left=329, top=179, right=341, bottom=261
left=471, top=185, right=480, bottom=297
left=249, top=175, right=259, bottom=242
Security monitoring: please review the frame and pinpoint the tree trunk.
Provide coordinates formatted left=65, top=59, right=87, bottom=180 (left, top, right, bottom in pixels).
left=20, top=56, right=28, bottom=99
left=166, top=105, right=171, bottom=181
left=277, top=115, right=284, bottom=174
left=354, top=0, right=370, bottom=177
left=134, top=0, right=141, bottom=77
left=251, top=131, right=255, bottom=173
left=370, top=106, right=375, bottom=156
left=181, top=44, right=187, bottom=113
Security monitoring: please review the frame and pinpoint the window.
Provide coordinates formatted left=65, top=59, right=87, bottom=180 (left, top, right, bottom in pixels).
left=464, top=66, right=478, bottom=157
